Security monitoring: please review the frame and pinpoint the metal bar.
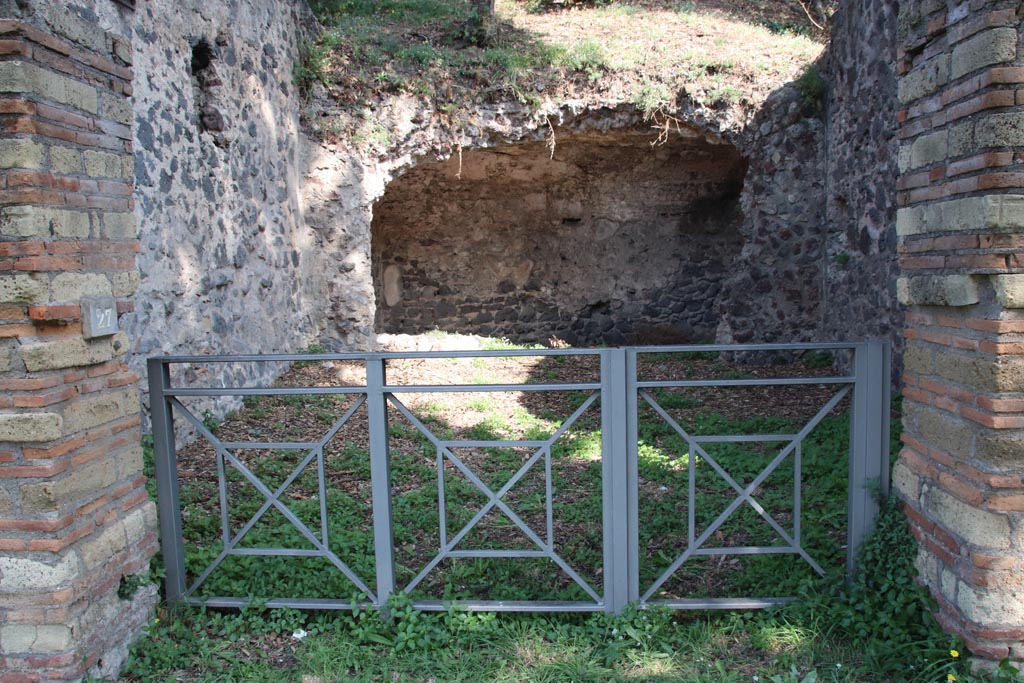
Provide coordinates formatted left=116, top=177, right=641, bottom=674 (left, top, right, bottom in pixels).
left=881, top=342, right=892, bottom=497
left=441, top=440, right=551, bottom=448
left=688, top=436, right=695, bottom=547
left=366, top=358, right=395, bottom=607
left=692, top=546, right=798, bottom=556
left=545, top=446, right=553, bottom=547
left=637, top=377, right=854, bottom=388
left=602, top=348, right=630, bottom=614
left=183, top=596, right=375, bottom=610
left=690, top=434, right=797, bottom=443
left=227, top=548, right=328, bottom=557
left=794, top=442, right=801, bottom=548
left=216, top=447, right=230, bottom=548
left=411, top=600, right=604, bottom=612
left=165, top=387, right=367, bottom=397
left=437, top=445, right=447, bottom=549
left=448, top=550, right=550, bottom=558
left=625, top=349, right=640, bottom=603
left=386, top=383, right=601, bottom=394
left=317, top=446, right=329, bottom=545
left=847, top=342, right=886, bottom=577
left=648, top=598, right=797, bottom=610
left=631, top=342, right=865, bottom=353
left=154, top=348, right=603, bottom=364
left=148, top=359, right=187, bottom=607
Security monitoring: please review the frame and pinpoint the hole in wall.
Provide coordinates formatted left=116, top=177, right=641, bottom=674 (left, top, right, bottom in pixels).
left=371, top=126, right=748, bottom=346
left=190, top=38, right=215, bottom=76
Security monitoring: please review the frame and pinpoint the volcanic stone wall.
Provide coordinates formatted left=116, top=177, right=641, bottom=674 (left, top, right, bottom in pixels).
left=128, top=0, right=320, bottom=413
left=372, top=128, right=746, bottom=346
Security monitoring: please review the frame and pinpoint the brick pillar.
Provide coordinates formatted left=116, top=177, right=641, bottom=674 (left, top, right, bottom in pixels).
left=895, top=0, right=1024, bottom=662
left=0, top=15, right=157, bottom=683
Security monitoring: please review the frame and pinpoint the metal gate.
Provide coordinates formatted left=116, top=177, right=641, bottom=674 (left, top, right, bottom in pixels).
left=149, top=342, right=889, bottom=614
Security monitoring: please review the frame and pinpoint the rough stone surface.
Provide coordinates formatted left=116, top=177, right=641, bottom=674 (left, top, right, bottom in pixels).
left=950, top=28, right=1018, bottom=80
left=0, top=412, right=62, bottom=442
left=923, top=485, right=1012, bottom=550
left=373, top=128, right=746, bottom=345
left=897, top=275, right=981, bottom=306
left=128, top=0, right=320, bottom=424
left=819, top=0, right=902, bottom=373
left=992, top=274, right=1024, bottom=308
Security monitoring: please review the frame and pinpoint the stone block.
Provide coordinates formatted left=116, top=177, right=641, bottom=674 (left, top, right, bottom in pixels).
left=123, top=504, right=154, bottom=546
left=924, top=484, right=1011, bottom=549
left=907, top=402, right=975, bottom=457
left=62, top=386, right=138, bottom=434
left=0, top=206, right=90, bottom=239
left=0, top=61, right=98, bottom=114
left=947, top=121, right=975, bottom=158
left=957, top=583, right=1024, bottom=625
left=0, top=412, right=62, bottom=442
left=112, top=270, right=140, bottom=297
left=951, top=28, right=1019, bottom=81
left=21, top=458, right=117, bottom=513
left=0, top=624, right=73, bottom=654
left=50, top=272, right=112, bottom=302
left=78, top=520, right=128, bottom=570
left=903, top=343, right=933, bottom=374
left=908, top=130, right=948, bottom=169
left=898, top=54, right=950, bottom=104
left=975, top=431, right=1024, bottom=469
left=895, top=195, right=1024, bottom=237
left=0, top=273, right=48, bottom=304
left=934, top=349, right=1024, bottom=393
left=20, top=336, right=115, bottom=372
left=101, top=212, right=136, bottom=240
left=50, top=146, right=82, bottom=176
left=115, top=443, right=144, bottom=480
left=0, top=348, right=9, bottom=373
left=100, top=91, right=132, bottom=126
left=0, top=554, right=80, bottom=593
left=84, top=150, right=131, bottom=180
left=0, top=138, right=45, bottom=170
left=0, top=487, right=10, bottom=515
left=893, top=459, right=922, bottom=503
left=897, top=275, right=980, bottom=306
left=992, top=274, right=1024, bottom=308
left=976, top=112, right=1024, bottom=148
left=44, top=6, right=108, bottom=54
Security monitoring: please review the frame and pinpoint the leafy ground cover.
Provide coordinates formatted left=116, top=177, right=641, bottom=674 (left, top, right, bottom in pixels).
left=299, top=0, right=825, bottom=143
left=117, top=342, right=1020, bottom=683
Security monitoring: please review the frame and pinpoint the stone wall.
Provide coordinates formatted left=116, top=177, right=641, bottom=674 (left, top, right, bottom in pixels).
left=128, top=0, right=320, bottom=419
left=714, top=86, right=827, bottom=345
left=820, top=0, right=903, bottom=362
left=0, top=2, right=158, bottom=680
left=372, top=127, right=746, bottom=346
left=717, top=0, right=903, bottom=360
left=892, top=0, right=1024, bottom=662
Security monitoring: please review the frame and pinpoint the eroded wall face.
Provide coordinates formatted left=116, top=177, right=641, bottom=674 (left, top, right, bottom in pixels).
left=129, top=0, right=320, bottom=410
left=372, top=130, right=746, bottom=345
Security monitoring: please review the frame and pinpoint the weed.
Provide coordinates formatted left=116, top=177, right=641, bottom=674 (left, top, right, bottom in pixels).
left=796, top=63, right=827, bottom=112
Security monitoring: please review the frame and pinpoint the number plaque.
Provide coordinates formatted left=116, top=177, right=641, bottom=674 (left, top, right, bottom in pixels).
left=82, top=297, right=118, bottom=339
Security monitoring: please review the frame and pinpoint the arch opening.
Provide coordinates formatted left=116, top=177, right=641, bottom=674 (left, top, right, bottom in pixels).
left=371, top=127, right=748, bottom=346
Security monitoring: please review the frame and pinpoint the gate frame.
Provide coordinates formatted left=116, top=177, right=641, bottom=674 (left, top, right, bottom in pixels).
left=148, top=341, right=889, bottom=614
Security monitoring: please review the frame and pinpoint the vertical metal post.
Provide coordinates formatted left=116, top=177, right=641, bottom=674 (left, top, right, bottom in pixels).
left=601, top=348, right=631, bottom=613
left=847, top=342, right=886, bottom=578
left=625, top=349, right=640, bottom=604
left=366, top=357, right=395, bottom=607
left=147, top=359, right=186, bottom=607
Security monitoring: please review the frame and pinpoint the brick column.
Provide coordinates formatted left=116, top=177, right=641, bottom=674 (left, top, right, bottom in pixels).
left=895, top=0, right=1024, bottom=662
left=0, top=15, right=157, bottom=683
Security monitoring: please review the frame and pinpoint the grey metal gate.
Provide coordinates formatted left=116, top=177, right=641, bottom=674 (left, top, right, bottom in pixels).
left=149, top=341, right=889, bottom=614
